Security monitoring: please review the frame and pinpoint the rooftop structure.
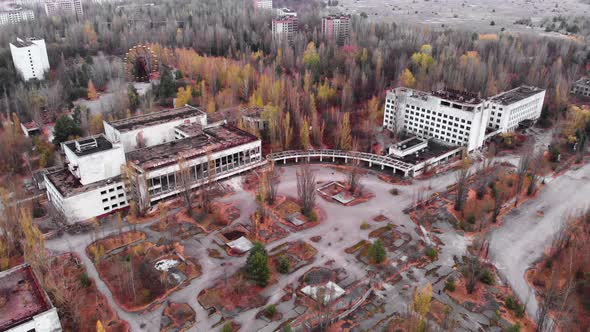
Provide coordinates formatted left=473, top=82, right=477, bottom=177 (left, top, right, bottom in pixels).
left=64, top=135, right=113, bottom=157
left=276, top=7, right=296, bottom=17
left=174, top=122, right=203, bottom=139
left=489, top=85, right=544, bottom=106
left=431, top=89, right=482, bottom=107
left=107, top=105, right=205, bottom=132
left=103, top=105, right=207, bottom=152
left=389, top=136, right=428, bottom=158
left=301, top=281, right=346, bottom=304
left=127, top=124, right=258, bottom=171
left=46, top=167, right=123, bottom=197
left=0, top=264, right=62, bottom=332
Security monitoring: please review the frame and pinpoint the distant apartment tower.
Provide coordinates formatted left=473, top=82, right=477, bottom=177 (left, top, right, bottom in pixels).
left=570, top=77, right=590, bottom=99
left=486, top=86, right=545, bottom=132
left=10, top=37, right=50, bottom=81
left=276, top=7, right=296, bottom=17
left=272, top=15, right=298, bottom=43
left=253, top=0, right=272, bottom=9
left=0, top=3, right=35, bottom=25
left=44, top=0, right=83, bottom=17
left=322, top=14, right=351, bottom=43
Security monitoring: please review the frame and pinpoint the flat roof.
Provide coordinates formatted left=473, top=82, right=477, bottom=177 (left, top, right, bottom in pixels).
left=175, top=122, right=203, bottom=137
left=574, top=77, right=590, bottom=87
left=490, top=86, right=544, bottom=105
left=0, top=264, right=53, bottom=331
left=432, top=89, right=482, bottom=105
left=107, top=105, right=205, bottom=132
left=0, top=3, right=25, bottom=12
left=392, top=140, right=459, bottom=165
left=392, top=136, right=427, bottom=151
left=46, top=168, right=122, bottom=197
left=127, top=124, right=258, bottom=171
left=11, top=39, right=34, bottom=48
left=64, top=135, right=114, bottom=157
left=241, top=106, right=264, bottom=118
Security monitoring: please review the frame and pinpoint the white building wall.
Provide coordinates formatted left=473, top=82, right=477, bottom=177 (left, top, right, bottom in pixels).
left=383, top=88, right=488, bottom=151
left=6, top=307, right=62, bottom=332
left=103, top=113, right=207, bottom=152
left=254, top=0, right=272, bottom=9
left=487, top=90, right=545, bottom=132
left=45, top=175, right=128, bottom=223
left=63, top=143, right=126, bottom=185
left=10, top=38, right=50, bottom=81
left=0, top=9, right=35, bottom=25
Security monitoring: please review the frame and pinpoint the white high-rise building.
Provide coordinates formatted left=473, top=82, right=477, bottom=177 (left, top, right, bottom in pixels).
left=44, top=0, right=83, bottom=17
left=383, top=86, right=546, bottom=152
left=322, top=14, right=351, bottom=43
left=486, top=86, right=545, bottom=132
left=0, top=3, right=35, bottom=25
left=253, top=0, right=272, bottom=9
left=272, top=15, right=298, bottom=43
left=10, top=37, right=50, bottom=81
left=384, top=88, right=490, bottom=152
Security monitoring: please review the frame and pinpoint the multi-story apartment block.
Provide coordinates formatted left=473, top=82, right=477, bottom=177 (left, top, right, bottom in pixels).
left=322, top=14, right=351, bottom=43
left=0, top=264, right=62, bottom=332
left=253, top=0, right=272, bottom=9
left=9, top=37, right=50, bottom=81
left=486, top=86, right=545, bottom=132
left=276, top=7, right=296, bottom=17
left=44, top=0, right=83, bottom=17
left=45, top=106, right=263, bottom=223
left=383, top=88, right=490, bottom=152
left=272, top=15, right=298, bottom=43
left=570, top=77, right=590, bottom=99
left=383, top=86, right=546, bottom=152
left=0, top=3, right=34, bottom=25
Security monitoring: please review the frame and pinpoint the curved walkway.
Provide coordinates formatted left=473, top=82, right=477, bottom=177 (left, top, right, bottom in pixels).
left=267, top=149, right=415, bottom=176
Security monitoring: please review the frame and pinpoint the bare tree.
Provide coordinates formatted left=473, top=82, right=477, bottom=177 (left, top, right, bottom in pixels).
left=515, top=153, right=531, bottom=207
left=527, top=151, right=544, bottom=196
left=266, top=162, right=279, bottom=205
left=178, top=156, right=194, bottom=218
left=297, top=165, right=316, bottom=218
left=463, top=256, right=483, bottom=294
left=347, top=165, right=363, bottom=194
left=200, top=151, right=215, bottom=214
left=454, top=166, right=470, bottom=212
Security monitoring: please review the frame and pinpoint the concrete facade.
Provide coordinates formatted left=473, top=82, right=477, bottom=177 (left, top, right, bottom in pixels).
left=103, top=105, right=207, bottom=152
left=322, top=14, right=351, bottom=43
left=254, top=0, right=272, bottom=9
left=9, top=37, right=49, bottom=81
left=272, top=15, right=298, bottom=43
left=383, top=88, right=490, bottom=152
left=44, top=0, right=83, bottom=17
left=487, top=86, right=545, bottom=132
left=0, top=3, right=34, bottom=25
left=571, top=77, right=590, bottom=98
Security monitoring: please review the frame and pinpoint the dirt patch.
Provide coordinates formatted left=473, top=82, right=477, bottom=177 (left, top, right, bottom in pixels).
left=94, top=242, right=201, bottom=312
left=160, top=302, right=196, bottom=332
left=197, top=272, right=269, bottom=316
left=86, top=231, right=146, bottom=262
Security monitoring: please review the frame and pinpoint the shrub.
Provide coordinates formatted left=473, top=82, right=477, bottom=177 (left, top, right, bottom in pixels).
left=277, top=256, right=290, bottom=274
left=389, top=188, right=400, bottom=195
left=78, top=272, right=91, bottom=288
left=505, top=296, right=518, bottom=310
left=305, top=210, right=318, bottom=222
left=368, top=239, right=386, bottom=264
left=467, top=215, right=476, bottom=224
left=221, top=322, right=233, bottom=332
left=360, top=221, right=370, bottom=230
left=425, top=247, right=438, bottom=261
left=480, top=269, right=495, bottom=285
left=265, top=304, right=277, bottom=317
left=506, top=323, right=521, bottom=332
left=444, top=277, right=456, bottom=292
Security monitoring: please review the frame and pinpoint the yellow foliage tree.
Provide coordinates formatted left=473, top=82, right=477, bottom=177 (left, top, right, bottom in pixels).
left=89, top=114, right=104, bottom=135
left=300, top=117, right=310, bottom=150
left=96, top=320, right=105, bottom=332
left=176, top=86, right=192, bottom=107
left=87, top=80, right=98, bottom=100
left=338, top=113, right=352, bottom=150
left=399, top=68, right=416, bottom=88
left=413, top=282, right=433, bottom=319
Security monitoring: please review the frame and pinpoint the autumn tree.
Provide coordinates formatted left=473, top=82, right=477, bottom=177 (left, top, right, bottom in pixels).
left=412, top=283, right=433, bottom=331
left=300, top=117, right=310, bottom=150
left=515, top=153, right=530, bottom=207
left=265, top=163, right=279, bottom=205
left=338, top=112, right=352, bottom=150
left=87, top=80, right=98, bottom=100
left=89, top=114, right=104, bottom=135
left=348, top=166, right=363, bottom=194
left=296, top=165, right=316, bottom=219
left=399, top=68, right=416, bottom=88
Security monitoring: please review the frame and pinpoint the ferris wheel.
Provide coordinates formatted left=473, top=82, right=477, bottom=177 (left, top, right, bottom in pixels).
left=124, top=44, right=159, bottom=82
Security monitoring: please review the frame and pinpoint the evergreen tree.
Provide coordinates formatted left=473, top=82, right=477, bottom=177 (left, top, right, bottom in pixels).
left=246, top=242, right=270, bottom=286
left=368, top=239, right=386, bottom=264
left=53, top=115, right=82, bottom=145
left=158, top=68, right=176, bottom=99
